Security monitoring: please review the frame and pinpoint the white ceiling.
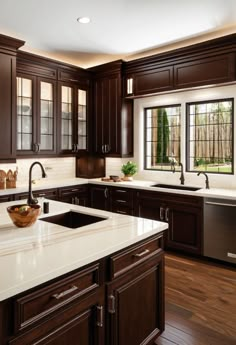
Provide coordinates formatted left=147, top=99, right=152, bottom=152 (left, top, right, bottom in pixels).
left=1, top=0, right=236, bottom=68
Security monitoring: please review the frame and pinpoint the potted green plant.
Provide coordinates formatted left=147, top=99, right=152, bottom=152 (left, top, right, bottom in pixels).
left=121, top=161, right=138, bottom=181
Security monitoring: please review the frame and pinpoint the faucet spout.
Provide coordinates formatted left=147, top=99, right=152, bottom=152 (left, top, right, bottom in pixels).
left=179, top=163, right=185, bottom=185
left=197, top=171, right=210, bottom=189
left=27, top=162, right=47, bottom=205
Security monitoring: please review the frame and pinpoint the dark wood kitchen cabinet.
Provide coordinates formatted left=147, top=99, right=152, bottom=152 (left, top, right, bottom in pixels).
left=89, top=185, right=110, bottom=211
left=58, top=80, right=89, bottom=155
left=0, top=34, right=24, bottom=162
left=106, top=234, right=164, bottom=345
left=6, top=263, right=104, bottom=345
left=58, top=185, right=88, bottom=206
left=110, top=186, right=134, bottom=215
left=0, top=194, right=14, bottom=203
left=14, top=188, right=58, bottom=201
left=135, top=190, right=203, bottom=255
left=91, top=61, right=133, bottom=157
left=125, top=66, right=174, bottom=97
left=0, top=233, right=166, bottom=345
left=16, top=73, right=57, bottom=156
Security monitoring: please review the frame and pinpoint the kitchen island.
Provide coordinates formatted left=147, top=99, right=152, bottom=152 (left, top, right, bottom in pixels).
left=0, top=200, right=167, bottom=345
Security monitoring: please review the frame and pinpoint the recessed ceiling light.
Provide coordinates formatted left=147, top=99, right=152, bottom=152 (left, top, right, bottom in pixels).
left=77, top=17, right=91, bottom=24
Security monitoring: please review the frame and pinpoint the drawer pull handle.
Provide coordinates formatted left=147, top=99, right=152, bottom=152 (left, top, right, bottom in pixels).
left=38, top=193, right=46, bottom=197
left=116, top=200, right=126, bottom=203
left=96, top=305, right=103, bottom=327
left=117, top=210, right=127, bottom=214
left=71, top=189, right=79, bottom=192
left=116, top=190, right=126, bottom=193
left=52, top=285, right=78, bottom=299
left=133, top=249, right=150, bottom=258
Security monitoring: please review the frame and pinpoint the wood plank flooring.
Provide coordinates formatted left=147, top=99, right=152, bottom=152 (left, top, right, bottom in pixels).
left=155, top=253, right=236, bottom=345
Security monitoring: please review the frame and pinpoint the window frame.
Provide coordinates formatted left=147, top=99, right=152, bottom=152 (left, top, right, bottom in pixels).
left=144, top=103, right=181, bottom=172
left=186, top=97, right=234, bottom=175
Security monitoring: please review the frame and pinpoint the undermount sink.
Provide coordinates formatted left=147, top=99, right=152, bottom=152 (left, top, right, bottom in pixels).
left=40, top=211, right=107, bottom=229
left=151, top=183, right=201, bottom=191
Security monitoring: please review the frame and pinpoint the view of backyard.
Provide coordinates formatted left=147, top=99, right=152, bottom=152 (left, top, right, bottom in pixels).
left=145, top=99, right=233, bottom=174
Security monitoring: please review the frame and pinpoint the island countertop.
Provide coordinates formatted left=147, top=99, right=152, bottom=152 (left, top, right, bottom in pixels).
left=0, top=200, right=167, bottom=301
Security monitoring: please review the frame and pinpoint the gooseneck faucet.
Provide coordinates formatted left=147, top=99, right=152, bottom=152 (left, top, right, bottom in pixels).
left=197, top=171, right=210, bottom=189
left=171, top=161, right=185, bottom=185
left=27, top=162, right=47, bottom=205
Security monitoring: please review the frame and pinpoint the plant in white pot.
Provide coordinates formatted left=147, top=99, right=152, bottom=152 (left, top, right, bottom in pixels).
left=121, top=161, right=138, bottom=181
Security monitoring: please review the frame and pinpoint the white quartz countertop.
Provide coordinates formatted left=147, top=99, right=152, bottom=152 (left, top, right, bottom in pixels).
left=1, top=176, right=236, bottom=200
left=0, top=199, right=167, bottom=301
left=88, top=179, right=236, bottom=201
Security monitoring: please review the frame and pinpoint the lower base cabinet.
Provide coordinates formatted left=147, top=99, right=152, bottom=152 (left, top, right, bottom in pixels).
left=58, top=185, right=88, bottom=206
left=107, top=257, right=164, bottom=345
left=0, top=234, right=165, bottom=345
left=135, top=190, right=203, bottom=255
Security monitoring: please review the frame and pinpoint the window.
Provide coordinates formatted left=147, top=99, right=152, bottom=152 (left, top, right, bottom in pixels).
left=186, top=99, right=233, bottom=174
left=144, top=105, right=181, bottom=171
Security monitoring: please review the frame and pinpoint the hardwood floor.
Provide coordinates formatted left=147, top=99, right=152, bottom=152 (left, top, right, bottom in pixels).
left=155, top=253, right=236, bottom=345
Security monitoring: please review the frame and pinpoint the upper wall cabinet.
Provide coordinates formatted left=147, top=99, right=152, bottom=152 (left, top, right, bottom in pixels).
left=0, top=34, right=24, bottom=162
left=125, top=66, right=174, bottom=97
left=90, top=61, right=133, bottom=157
left=16, top=74, right=57, bottom=156
left=124, top=34, right=236, bottom=98
left=173, top=53, right=235, bottom=89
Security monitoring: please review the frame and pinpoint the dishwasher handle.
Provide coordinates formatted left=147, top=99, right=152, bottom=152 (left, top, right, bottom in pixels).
left=205, top=201, right=236, bottom=208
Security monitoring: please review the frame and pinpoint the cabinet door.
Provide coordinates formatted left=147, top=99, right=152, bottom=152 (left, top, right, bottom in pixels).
left=167, top=203, right=202, bottom=254
left=94, top=76, right=121, bottom=156
left=134, top=191, right=163, bottom=221
left=90, top=185, right=110, bottom=211
left=38, top=78, right=57, bottom=154
left=0, top=53, right=17, bottom=162
left=16, top=75, right=36, bottom=155
left=16, top=76, right=56, bottom=155
left=107, top=256, right=164, bottom=345
left=58, top=185, right=88, bottom=206
left=59, top=83, right=88, bottom=154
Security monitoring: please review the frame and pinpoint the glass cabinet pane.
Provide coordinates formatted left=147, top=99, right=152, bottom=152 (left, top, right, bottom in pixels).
left=61, top=86, right=73, bottom=150
left=77, top=89, right=87, bottom=150
left=16, top=77, right=33, bottom=150
left=40, top=81, right=54, bottom=150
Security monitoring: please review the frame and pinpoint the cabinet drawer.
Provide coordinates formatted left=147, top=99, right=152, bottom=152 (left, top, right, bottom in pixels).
left=109, top=235, right=163, bottom=279
left=111, top=187, right=133, bottom=206
left=111, top=203, right=133, bottom=216
left=14, top=263, right=100, bottom=332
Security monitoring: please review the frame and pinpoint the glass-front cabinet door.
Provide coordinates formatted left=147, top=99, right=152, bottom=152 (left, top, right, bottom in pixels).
left=61, top=85, right=73, bottom=151
left=16, top=76, right=34, bottom=152
left=77, top=88, right=87, bottom=150
left=39, top=80, right=55, bottom=152
left=59, top=83, right=88, bottom=154
left=16, top=75, right=56, bottom=155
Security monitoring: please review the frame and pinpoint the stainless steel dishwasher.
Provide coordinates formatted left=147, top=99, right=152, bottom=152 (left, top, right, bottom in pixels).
left=204, top=198, right=236, bottom=264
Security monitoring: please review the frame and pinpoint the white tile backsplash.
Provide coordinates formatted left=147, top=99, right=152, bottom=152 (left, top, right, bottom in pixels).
left=0, top=157, right=75, bottom=186
left=106, top=158, right=133, bottom=178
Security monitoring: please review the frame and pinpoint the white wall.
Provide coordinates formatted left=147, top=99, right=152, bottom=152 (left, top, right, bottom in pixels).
left=0, top=157, right=76, bottom=186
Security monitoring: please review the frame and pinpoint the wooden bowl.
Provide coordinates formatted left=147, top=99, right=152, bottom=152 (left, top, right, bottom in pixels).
left=7, top=204, right=41, bottom=228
